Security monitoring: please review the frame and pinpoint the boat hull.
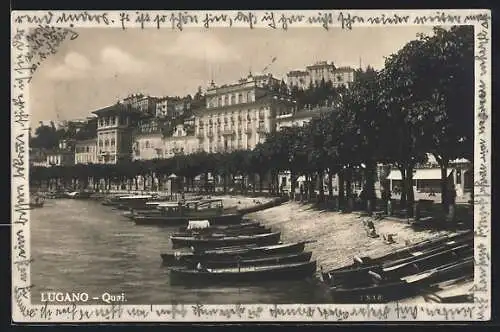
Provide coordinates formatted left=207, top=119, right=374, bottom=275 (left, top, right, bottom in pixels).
left=161, top=242, right=306, bottom=265
left=325, top=242, right=474, bottom=287
left=170, top=261, right=317, bottom=284
left=322, top=231, right=473, bottom=286
left=134, top=213, right=243, bottom=226
left=330, top=257, right=474, bottom=303
left=165, top=251, right=313, bottom=269
left=171, top=232, right=281, bottom=249
left=171, top=227, right=272, bottom=238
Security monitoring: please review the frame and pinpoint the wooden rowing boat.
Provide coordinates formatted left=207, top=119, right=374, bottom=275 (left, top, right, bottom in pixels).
left=321, top=231, right=473, bottom=285
left=170, top=231, right=282, bottom=249
left=171, top=226, right=273, bottom=238
left=329, top=256, right=474, bottom=303
left=166, top=251, right=313, bottom=269
left=323, top=241, right=473, bottom=287
left=160, top=241, right=308, bottom=265
left=177, top=221, right=263, bottom=232
left=170, top=260, right=317, bottom=284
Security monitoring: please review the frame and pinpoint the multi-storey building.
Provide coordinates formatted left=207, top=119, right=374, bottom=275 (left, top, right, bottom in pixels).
left=275, top=107, right=325, bottom=131
left=239, top=73, right=281, bottom=89
left=286, top=70, right=310, bottom=89
left=92, top=104, right=142, bottom=164
left=194, top=74, right=294, bottom=153
left=29, top=148, right=48, bottom=167
left=121, top=94, right=157, bottom=115
left=46, top=139, right=75, bottom=167
left=286, top=61, right=355, bottom=89
left=331, top=67, right=355, bottom=88
left=155, top=97, right=191, bottom=118
left=163, top=124, right=198, bottom=158
left=132, top=117, right=166, bottom=160
left=74, top=138, right=98, bottom=164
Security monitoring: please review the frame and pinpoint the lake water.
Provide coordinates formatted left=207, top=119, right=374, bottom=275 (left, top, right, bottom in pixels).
left=30, top=199, right=331, bottom=304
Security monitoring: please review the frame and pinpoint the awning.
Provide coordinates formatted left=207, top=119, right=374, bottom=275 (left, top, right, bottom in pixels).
left=386, top=168, right=453, bottom=181
left=297, top=176, right=306, bottom=182
left=168, top=173, right=178, bottom=179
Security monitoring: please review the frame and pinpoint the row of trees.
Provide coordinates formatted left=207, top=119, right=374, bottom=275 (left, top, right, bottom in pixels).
left=30, top=26, right=474, bottom=214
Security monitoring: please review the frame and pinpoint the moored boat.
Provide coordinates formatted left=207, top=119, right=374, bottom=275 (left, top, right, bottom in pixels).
left=171, top=226, right=273, bottom=238
left=133, top=199, right=243, bottom=226
left=169, top=260, right=317, bottom=284
left=178, top=220, right=262, bottom=232
left=160, top=241, right=308, bottom=265
left=170, top=231, right=281, bottom=249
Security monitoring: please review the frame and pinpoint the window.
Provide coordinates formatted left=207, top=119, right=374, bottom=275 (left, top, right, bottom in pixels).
left=145, top=141, right=150, bottom=148
left=110, top=138, right=115, bottom=146
left=99, top=140, right=103, bottom=147
left=238, top=93, right=243, bottom=103
left=231, top=94, right=236, bottom=105
left=104, top=139, right=109, bottom=147
left=86, top=147, right=90, bottom=153
left=247, top=91, right=252, bottom=102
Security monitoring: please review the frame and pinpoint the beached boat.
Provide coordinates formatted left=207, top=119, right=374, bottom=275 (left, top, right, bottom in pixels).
left=422, top=278, right=474, bottom=303
left=170, top=260, right=317, bottom=283
left=170, top=231, right=281, bottom=249
left=323, top=240, right=474, bottom=287
left=329, top=256, right=474, bottom=303
left=160, top=241, right=308, bottom=265
left=321, top=231, right=473, bottom=286
left=133, top=199, right=243, bottom=226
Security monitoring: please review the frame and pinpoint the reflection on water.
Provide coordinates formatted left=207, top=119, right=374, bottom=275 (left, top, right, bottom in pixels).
left=31, top=199, right=330, bottom=304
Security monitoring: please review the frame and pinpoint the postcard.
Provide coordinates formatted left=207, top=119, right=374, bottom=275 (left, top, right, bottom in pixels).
left=11, top=9, right=491, bottom=322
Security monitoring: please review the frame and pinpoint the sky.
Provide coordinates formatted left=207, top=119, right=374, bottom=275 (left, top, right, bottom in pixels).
left=29, top=26, right=435, bottom=124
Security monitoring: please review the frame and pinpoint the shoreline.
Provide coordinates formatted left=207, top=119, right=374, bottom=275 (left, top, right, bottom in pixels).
left=246, top=201, right=456, bottom=271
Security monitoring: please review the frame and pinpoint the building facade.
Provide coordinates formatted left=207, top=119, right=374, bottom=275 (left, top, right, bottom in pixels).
left=132, top=118, right=165, bottom=160
left=92, top=104, right=142, bottom=164
left=286, top=70, right=310, bottom=89
left=286, top=61, right=355, bottom=89
left=121, top=94, right=157, bottom=115
left=74, top=138, right=98, bottom=164
left=163, top=124, right=199, bottom=158
left=195, top=75, right=294, bottom=153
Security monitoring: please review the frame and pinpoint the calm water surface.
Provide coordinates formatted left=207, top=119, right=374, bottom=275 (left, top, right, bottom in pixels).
left=31, top=199, right=330, bottom=304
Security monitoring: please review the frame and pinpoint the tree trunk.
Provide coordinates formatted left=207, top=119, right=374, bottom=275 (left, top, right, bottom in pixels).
left=307, top=173, right=313, bottom=202
left=327, top=170, right=334, bottom=201
left=363, top=160, right=377, bottom=213
left=223, top=174, right=228, bottom=194
left=318, top=169, right=325, bottom=202
left=338, top=170, right=345, bottom=210
left=439, top=158, right=449, bottom=210
left=405, top=164, right=415, bottom=217
left=398, top=165, right=407, bottom=209
left=290, top=171, right=297, bottom=200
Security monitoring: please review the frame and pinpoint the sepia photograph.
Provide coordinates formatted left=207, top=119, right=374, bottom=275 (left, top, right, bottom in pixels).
left=11, top=9, right=491, bottom=322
